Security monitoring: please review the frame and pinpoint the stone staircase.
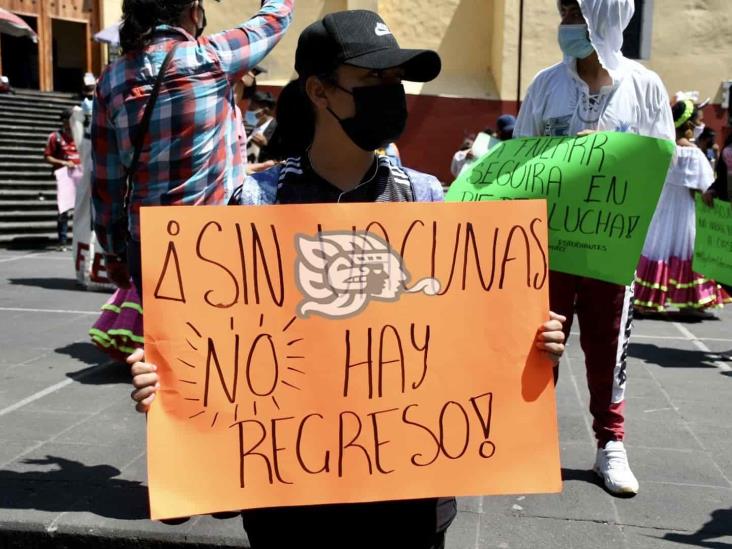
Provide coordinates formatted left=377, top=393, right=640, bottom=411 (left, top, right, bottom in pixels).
left=0, top=89, right=81, bottom=244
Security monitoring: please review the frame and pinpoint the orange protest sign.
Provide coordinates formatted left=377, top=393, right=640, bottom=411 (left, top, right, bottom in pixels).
left=141, top=200, right=561, bottom=520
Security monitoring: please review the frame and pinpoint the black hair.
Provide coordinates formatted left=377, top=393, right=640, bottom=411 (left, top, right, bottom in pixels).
left=266, top=70, right=339, bottom=160
left=265, top=80, right=314, bottom=160
left=242, top=80, right=257, bottom=100
left=251, top=91, right=276, bottom=109
left=120, top=0, right=194, bottom=53
left=60, top=108, right=73, bottom=122
left=671, top=100, right=699, bottom=132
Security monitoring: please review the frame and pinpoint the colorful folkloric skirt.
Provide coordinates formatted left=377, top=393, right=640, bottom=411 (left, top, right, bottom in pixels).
left=89, top=283, right=143, bottom=362
left=634, top=255, right=731, bottom=312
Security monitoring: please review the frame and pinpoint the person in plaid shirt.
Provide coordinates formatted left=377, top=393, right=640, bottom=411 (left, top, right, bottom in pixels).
left=92, top=0, right=294, bottom=292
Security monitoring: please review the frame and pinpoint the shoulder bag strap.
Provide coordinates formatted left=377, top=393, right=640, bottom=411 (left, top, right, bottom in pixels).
left=126, top=42, right=179, bottom=183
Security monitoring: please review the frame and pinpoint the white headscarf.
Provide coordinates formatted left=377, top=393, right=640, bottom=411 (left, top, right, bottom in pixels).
left=558, top=0, right=635, bottom=75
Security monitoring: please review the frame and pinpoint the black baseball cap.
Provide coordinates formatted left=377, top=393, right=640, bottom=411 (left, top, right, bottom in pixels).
left=295, top=10, right=441, bottom=83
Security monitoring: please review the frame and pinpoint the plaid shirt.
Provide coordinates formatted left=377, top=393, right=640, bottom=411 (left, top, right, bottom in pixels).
left=92, top=0, right=293, bottom=255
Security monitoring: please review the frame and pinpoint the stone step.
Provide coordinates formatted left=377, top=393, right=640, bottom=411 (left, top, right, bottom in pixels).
left=0, top=156, right=49, bottom=163
left=0, top=189, right=56, bottom=199
left=0, top=140, right=49, bottom=150
left=0, top=104, right=63, bottom=118
left=0, top=116, right=59, bottom=130
left=0, top=117, right=60, bottom=126
left=0, top=176, right=54, bottom=185
left=0, top=142, right=54, bottom=152
left=0, top=199, right=58, bottom=209
left=0, top=90, right=85, bottom=244
left=0, top=153, right=47, bottom=162
left=0, top=128, right=54, bottom=136
left=0, top=191, right=56, bottom=199
left=0, top=148, right=48, bottom=157
left=0, top=140, right=49, bottom=149
left=0, top=105, right=72, bottom=119
left=0, top=195, right=62, bottom=205
left=0, top=93, right=71, bottom=103
left=0, top=133, right=49, bottom=141
left=13, top=88, right=79, bottom=100
left=0, top=179, right=56, bottom=189
left=0, top=161, right=48, bottom=170
left=0, top=231, right=58, bottom=243
left=0, top=96, right=72, bottom=107
left=0, top=176, right=55, bottom=182
left=0, top=144, right=47, bottom=152
left=0, top=162, right=54, bottom=170
left=0, top=220, right=61, bottom=231
left=0, top=171, right=54, bottom=180
left=0, top=130, right=58, bottom=141
left=2, top=92, right=80, bottom=108
left=0, top=125, right=57, bottom=134
left=0, top=110, right=61, bottom=121
left=0, top=210, right=62, bottom=221
left=0, top=105, right=70, bottom=121
left=0, top=103, right=74, bottom=118
left=0, top=139, right=48, bottom=148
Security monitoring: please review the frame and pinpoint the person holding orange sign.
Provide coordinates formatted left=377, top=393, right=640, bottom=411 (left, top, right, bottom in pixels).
left=130, top=10, right=567, bottom=548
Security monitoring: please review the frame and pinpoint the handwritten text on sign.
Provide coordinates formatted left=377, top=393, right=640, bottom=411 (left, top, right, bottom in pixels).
left=141, top=201, right=561, bottom=520
left=446, top=132, right=675, bottom=285
left=694, top=195, right=732, bottom=287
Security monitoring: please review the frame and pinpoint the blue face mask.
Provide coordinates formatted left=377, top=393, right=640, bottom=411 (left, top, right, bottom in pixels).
left=558, top=24, right=595, bottom=59
left=244, top=110, right=260, bottom=127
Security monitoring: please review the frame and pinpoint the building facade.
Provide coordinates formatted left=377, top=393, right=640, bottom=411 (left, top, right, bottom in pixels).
left=0, top=0, right=104, bottom=93
left=90, top=0, right=732, bottom=180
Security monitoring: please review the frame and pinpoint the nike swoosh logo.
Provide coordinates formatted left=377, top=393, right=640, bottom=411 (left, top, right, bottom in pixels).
left=375, top=23, right=391, bottom=36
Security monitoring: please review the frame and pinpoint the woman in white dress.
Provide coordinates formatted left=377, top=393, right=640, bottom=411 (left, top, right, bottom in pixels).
left=634, top=99, right=730, bottom=312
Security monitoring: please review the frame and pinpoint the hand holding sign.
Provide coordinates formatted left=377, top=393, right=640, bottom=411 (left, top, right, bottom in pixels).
left=131, top=317, right=566, bottom=409
left=538, top=312, right=567, bottom=363
left=129, top=349, right=157, bottom=413
left=141, top=200, right=562, bottom=520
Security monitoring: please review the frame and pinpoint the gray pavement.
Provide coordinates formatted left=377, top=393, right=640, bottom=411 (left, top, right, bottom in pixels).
left=1, top=248, right=731, bottom=548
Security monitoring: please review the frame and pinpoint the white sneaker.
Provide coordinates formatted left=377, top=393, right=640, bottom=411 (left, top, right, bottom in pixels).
left=593, top=441, right=639, bottom=496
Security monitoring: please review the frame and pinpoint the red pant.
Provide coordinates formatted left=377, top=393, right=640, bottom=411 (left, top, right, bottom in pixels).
left=550, top=271, right=633, bottom=446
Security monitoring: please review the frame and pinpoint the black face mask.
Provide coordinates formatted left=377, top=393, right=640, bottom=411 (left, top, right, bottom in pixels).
left=327, top=83, right=408, bottom=152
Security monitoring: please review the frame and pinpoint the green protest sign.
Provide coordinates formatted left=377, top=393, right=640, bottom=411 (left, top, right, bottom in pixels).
left=693, top=195, right=732, bottom=287
left=445, top=132, right=675, bottom=285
